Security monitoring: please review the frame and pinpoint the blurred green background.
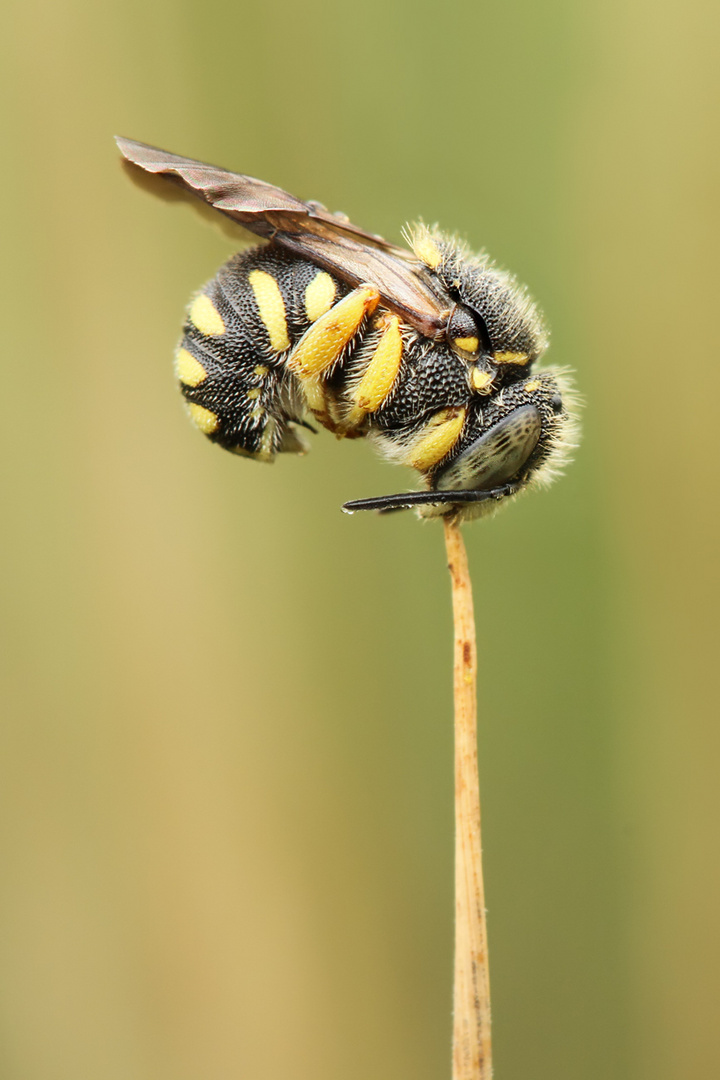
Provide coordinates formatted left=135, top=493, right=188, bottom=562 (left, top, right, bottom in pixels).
left=1, top=0, right=718, bottom=1077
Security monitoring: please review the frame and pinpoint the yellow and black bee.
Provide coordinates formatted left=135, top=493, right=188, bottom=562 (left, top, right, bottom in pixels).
left=117, top=137, right=579, bottom=519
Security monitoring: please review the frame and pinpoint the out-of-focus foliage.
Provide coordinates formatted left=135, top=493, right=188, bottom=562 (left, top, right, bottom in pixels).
left=0, top=1, right=718, bottom=1078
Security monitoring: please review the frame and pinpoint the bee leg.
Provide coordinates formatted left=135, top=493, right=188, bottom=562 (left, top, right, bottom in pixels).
left=340, top=313, right=404, bottom=433
left=341, top=484, right=518, bottom=514
left=288, top=285, right=380, bottom=379
left=288, top=284, right=380, bottom=429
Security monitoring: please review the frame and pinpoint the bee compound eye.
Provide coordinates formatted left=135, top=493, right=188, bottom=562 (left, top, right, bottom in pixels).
left=447, top=304, right=482, bottom=355
left=435, top=405, right=542, bottom=492
left=550, top=394, right=563, bottom=413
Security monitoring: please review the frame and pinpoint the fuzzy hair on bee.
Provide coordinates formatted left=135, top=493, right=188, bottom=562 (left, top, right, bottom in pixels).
left=117, top=137, right=580, bottom=521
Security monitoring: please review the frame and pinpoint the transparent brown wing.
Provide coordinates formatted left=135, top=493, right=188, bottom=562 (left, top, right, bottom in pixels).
left=116, top=137, right=451, bottom=339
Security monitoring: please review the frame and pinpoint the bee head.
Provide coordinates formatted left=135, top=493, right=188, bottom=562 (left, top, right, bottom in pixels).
left=410, top=225, right=549, bottom=370
left=420, top=370, right=580, bottom=521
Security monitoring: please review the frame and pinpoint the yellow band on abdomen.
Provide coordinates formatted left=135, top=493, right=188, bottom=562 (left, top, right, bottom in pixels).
left=248, top=270, right=290, bottom=352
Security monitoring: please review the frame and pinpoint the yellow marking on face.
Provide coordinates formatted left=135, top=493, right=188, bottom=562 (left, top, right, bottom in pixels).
left=471, top=367, right=494, bottom=393
left=494, top=351, right=529, bottom=366
left=524, top=379, right=541, bottom=393
left=289, top=285, right=380, bottom=378
left=248, top=270, right=290, bottom=352
left=413, top=233, right=443, bottom=269
left=408, top=407, right=467, bottom=472
left=186, top=402, right=219, bottom=434
left=175, top=348, right=208, bottom=387
left=250, top=406, right=265, bottom=420
left=189, top=293, right=225, bottom=336
left=254, top=364, right=269, bottom=377
left=246, top=388, right=261, bottom=400
left=304, top=271, right=336, bottom=323
left=454, top=336, right=479, bottom=353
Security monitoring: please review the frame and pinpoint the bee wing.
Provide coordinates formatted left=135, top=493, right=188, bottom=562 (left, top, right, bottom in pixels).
left=116, top=137, right=450, bottom=339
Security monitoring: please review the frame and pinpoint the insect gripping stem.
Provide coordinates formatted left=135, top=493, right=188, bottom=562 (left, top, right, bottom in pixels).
left=443, top=518, right=493, bottom=1080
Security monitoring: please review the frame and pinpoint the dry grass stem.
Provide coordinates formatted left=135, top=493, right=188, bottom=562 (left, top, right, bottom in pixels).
left=443, top=517, right=492, bottom=1080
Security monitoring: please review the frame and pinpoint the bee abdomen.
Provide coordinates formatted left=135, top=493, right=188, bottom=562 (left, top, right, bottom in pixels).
left=175, top=246, right=348, bottom=459
left=174, top=245, right=474, bottom=477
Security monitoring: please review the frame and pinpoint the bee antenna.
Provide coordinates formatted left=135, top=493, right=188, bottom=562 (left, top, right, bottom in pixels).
left=341, top=485, right=517, bottom=514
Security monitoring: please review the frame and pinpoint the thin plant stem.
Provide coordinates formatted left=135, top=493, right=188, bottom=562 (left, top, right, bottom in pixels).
left=443, top=517, right=492, bottom=1080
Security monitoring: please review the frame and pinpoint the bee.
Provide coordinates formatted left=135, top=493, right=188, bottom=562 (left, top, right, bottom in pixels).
left=117, top=137, right=579, bottom=519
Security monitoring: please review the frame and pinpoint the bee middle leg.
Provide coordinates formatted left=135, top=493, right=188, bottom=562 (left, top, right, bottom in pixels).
left=288, top=284, right=380, bottom=428
left=339, top=312, right=404, bottom=434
